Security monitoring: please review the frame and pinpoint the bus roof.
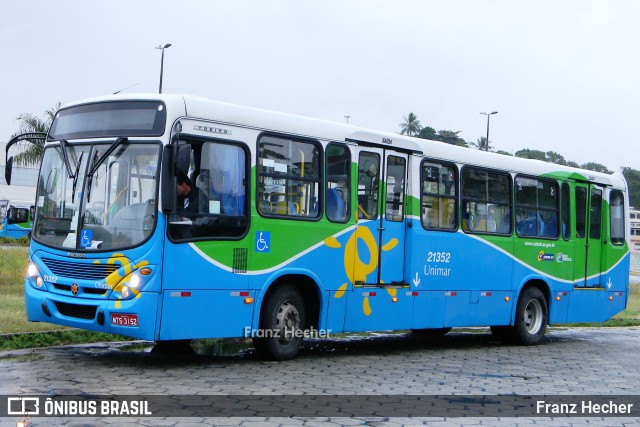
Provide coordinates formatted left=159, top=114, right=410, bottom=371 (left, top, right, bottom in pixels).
left=7, top=200, right=34, bottom=208
left=59, top=93, right=625, bottom=190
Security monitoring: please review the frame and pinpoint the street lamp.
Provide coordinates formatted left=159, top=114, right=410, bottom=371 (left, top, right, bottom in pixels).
left=344, top=115, right=351, bottom=124
left=156, top=43, right=172, bottom=94
left=480, top=111, right=498, bottom=151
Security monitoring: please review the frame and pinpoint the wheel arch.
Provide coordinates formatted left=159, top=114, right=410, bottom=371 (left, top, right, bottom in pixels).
left=515, top=277, right=551, bottom=324
left=254, top=270, right=324, bottom=331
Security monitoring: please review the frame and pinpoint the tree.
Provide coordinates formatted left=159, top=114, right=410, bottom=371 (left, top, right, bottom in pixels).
left=622, top=167, right=640, bottom=208
left=515, top=149, right=546, bottom=161
left=581, top=162, right=612, bottom=174
left=12, top=103, right=61, bottom=167
left=470, top=136, right=493, bottom=152
left=437, top=130, right=468, bottom=147
left=545, top=151, right=567, bottom=165
left=495, top=150, right=512, bottom=156
left=417, top=126, right=438, bottom=140
left=399, top=112, right=422, bottom=136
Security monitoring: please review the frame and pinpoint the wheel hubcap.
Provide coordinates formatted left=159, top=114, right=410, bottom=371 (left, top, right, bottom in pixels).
left=275, top=300, right=300, bottom=344
left=523, top=299, right=543, bottom=334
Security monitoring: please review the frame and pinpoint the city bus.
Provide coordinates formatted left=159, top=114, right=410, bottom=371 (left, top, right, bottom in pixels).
left=5, top=94, right=630, bottom=360
left=0, top=199, right=34, bottom=239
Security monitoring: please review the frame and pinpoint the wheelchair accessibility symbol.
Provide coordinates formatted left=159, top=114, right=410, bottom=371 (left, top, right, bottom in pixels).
left=80, top=229, right=93, bottom=249
left=255, top=231, right=270, bottom=253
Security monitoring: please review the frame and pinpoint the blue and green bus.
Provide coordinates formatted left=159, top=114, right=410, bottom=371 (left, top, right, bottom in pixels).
left=0, top=199, right=34, bottom=239
left=5, top=94, right=630, bottom=359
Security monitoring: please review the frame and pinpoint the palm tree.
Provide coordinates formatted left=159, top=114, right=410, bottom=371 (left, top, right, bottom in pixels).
left=12, top=102, right=61, bottom=167
left=399, top=112, right=422, bottom=136
left=471, top=136, right=493, bottom=152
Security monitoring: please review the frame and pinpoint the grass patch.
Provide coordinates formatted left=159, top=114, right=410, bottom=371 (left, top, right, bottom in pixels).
left=0, top=247, right=63, bottom=334
left=0, top=248, right=129, bottom=349
left=0, top=237, right=30, bottom=246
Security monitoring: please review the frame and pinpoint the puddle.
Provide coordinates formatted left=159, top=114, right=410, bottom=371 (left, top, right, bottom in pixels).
left=117, top=338, right=253, bottom=357
left=0, top=353, right=44, bottom=363
left=191, top=339, right=253, bottom=356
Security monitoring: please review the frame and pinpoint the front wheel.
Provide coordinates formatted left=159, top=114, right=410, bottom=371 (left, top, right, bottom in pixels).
left=513, top=287, right=548, bottom=345
left=253, top=285, right=306, bottom=361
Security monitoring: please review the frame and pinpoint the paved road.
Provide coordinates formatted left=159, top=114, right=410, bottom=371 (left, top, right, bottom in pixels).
left=1, top=327, right=639, bottom=426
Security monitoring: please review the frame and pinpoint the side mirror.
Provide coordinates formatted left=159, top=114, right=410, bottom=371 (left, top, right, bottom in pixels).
left=161, top=144, right=177, bottom=214
left=4, top=156, right=13, bottom=185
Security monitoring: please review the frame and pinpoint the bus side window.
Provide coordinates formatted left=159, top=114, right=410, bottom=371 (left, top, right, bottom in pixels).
left=258, top=135, right=321, bottom=219
left=575, top=187, right=587, bottom=238
left=421, top=160, right=457, bottom=231
left=326, top=143, right=351, bottom=223
left=561, top=183, right=571, bottom=240
left=610, top=190, right=625, bottom=245
left=461, top=167, right=510, bottom=235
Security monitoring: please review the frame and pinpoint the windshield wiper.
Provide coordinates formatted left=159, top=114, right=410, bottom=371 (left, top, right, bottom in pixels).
left=86, top=137, right=128, bottom=202
left=88, top=137, right=128, bottom=178
left=71, top=152, right=84, bottom=204
left=59, top=139, right=75, bottom=179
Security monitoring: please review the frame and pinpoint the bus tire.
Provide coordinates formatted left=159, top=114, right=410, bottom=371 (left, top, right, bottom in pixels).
left=253, top=285, right=306, bottom=361
left=513, top=287, right=548, bottom=345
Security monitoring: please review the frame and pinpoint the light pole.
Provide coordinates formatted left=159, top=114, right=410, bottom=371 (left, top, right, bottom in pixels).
left=480, top=111, right=498, bottom=151
left=344, top=115, right=351, bottom=124
left=156, top=43, right=172, bottom=93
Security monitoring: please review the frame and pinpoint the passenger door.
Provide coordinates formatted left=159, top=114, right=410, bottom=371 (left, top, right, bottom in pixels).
left=354, top=147, right=407, bottom=285
left=574, top=184, right=603, bottom=287
left=345, top=146, right=411, bottom=331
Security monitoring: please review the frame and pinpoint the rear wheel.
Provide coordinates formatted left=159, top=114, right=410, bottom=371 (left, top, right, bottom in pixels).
left=491, top=287, right=548, bottom=345
left=253, top=285, right=306, bottom=361
left=514, top=287, right=548, bottom=345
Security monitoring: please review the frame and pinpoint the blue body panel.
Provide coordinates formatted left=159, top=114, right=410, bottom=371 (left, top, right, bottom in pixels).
left=24, top=213, right=630, bottom=340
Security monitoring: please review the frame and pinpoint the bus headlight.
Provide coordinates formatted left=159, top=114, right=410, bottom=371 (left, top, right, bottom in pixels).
left=129, top=273, right=141, bottom=288
left=121, top=286, right=130, bottom=298
left=27, top=263, right=38, bottom=277
left=27, top=262, right=45, bottom=289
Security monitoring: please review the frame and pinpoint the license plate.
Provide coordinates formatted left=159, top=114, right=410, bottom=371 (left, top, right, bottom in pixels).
left=111, top=313, right=138, bottom=327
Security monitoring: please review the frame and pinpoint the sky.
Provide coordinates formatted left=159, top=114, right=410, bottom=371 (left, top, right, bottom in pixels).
left=2, top=0, right=639, bottom=171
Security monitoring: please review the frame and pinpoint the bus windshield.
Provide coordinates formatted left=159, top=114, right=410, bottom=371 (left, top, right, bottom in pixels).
left=33, top=142, right=161, bottom=251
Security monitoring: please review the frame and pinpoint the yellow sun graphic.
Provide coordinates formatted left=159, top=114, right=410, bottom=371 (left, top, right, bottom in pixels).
left=324, top=226, right=398, bottom=316
left=93, top=253, right=148, bottom=308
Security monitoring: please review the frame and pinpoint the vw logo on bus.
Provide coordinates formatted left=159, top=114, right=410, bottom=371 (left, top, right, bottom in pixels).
left=71, top=283, right=79, bottom=296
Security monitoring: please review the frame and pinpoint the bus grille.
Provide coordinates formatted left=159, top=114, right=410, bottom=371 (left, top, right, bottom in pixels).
left=53, top=284, right=108, bottom=296
left=42, top=258, right=119, bottom=280
left=54, top=301, right=98, bottom=320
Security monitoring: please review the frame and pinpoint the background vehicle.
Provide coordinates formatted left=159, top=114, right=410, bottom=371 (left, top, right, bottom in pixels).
left=5, top=94, right=630, bottom=360
left=0, top=199, right=34, bottom=238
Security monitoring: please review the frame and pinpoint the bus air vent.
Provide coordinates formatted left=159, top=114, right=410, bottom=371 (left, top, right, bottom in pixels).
left=54, top=302, right=98, bottom=320
left=233, top=248, right=248, bottom=273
